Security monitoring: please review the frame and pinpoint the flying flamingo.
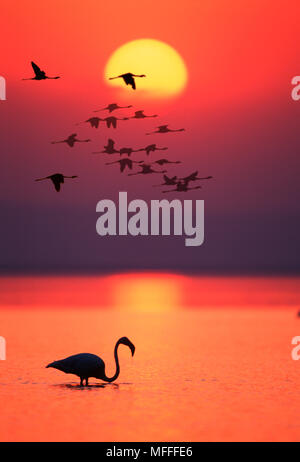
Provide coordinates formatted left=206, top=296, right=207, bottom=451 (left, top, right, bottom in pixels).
left=119, top=147, right=141, bottom=157
left=94, top=103, right=133, bottom=113
left=51, top=133, right=91, bottom=147
left=46, top=337, right=135, bottom=386
left=93, top=139, right=119, bottom=155
left=153, top=174, right=178, bottom=187
left=35, top=173, right=78, bottom=192
left=179, top=171, right=213, bottom=184
left=100, top=116, right=129, bottom=128
left=128, top=163, right=167, bottom=176
left=109, top=73, right=146, bottom=90
left=146, top=125, right=185, bottom=135
left=137, top=144, right=168, bottom=156
left=128, top=110, right=158, bottom=119
left=152, top=159, right=181, bottom=166
left=22, top=61, right=60, bottom=80
left=162, top=181, right=202, bottom=193
left=106, top=158, right=143, bottom=172
left=77, top=117, right=102, bottom=128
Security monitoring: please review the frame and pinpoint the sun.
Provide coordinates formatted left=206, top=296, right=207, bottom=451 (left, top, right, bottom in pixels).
left=105, top=39, right=188, bottom=99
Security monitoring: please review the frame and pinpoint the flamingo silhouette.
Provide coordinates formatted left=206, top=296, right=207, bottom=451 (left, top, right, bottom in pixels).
left=162, top=181, right=202, bottom=193
left=137, top=144, right=168, bottom=156
left=100, top=116, right=129, bottom=128
left=22, top=61, right=60, bottom=80
left=77, top=117, right=102, bottom=129
left=46, top=337, right=135, bottom=386
left=153, top=159, right=181, bottom=166
left=109, top=73, right=146, bottom=90
left=93, top=139, right=119, bottom=155
left=129, top=110, right=158, bottom=119
left=106, top=158, right=143, bottom=172
left=94, top=103, right=133, bottom=113
left=179, top=171, right=213, bottom=184
left=128, top=163, right=167, bottom=176
left=51, top=133, right=91, bottom=147
left=35, top=173, right=78, bottom=192
left=153, top=174, right=178, bottom=187
left=119, top=147, right=141, bottom=157
left=146, top=125, right=185, bottom=135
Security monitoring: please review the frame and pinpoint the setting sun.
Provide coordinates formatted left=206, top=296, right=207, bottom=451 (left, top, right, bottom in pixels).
left=105, top=39, right=188, bottom=98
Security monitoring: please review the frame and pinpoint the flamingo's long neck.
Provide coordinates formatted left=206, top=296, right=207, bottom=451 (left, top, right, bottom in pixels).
left=103, top=341, right=120, bottom=383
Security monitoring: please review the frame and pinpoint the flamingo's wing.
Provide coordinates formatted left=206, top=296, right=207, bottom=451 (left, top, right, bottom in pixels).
left=51, top=178, right=61, bottom=192
left=31, top=61, right=43, bottom=76
left=124, top=74, right=136, bottom=89
left=120, top=161, right=127, bottom=173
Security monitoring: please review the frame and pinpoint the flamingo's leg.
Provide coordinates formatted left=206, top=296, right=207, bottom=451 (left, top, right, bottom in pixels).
left=80, top=377, right=84, bottom=387
left=85, top=378, right=89, bottom=387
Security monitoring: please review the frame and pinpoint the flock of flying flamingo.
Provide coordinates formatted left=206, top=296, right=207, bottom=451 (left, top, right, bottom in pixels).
left=23, top=61, right=214, bottom=384
left=25, top=60, right=213, bottom=194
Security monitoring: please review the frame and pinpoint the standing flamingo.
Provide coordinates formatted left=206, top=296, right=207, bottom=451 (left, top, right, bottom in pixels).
left=22, top=61, right=60, bottom=80
left=109, top=73, right=146, bottom=90
left=35, top=173, right=78, bottom=192
left=94, top=103, right=133, bottom=113
left=46, top=337, right=135, bottom=386
left=146, top=125, right=185, bottom=135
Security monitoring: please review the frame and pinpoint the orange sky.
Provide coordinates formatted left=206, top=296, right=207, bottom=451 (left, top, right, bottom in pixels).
left=1, top=0, right=300, bottom=273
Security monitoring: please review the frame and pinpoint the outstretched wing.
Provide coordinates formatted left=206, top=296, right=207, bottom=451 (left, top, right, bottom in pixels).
left=51, top=178, right=61, bottom=192
left=124, top=74, right=136, bottom=89
left=31, top=61, right=43, bottom=76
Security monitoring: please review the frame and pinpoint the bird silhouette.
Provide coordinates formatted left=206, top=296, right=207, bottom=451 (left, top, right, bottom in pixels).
left=94, top=103, right=133, bottom=113
left=153, top=159, right=181, bottom=166
left=109, top=73, right=146, bottom=90
left=46, top=337, right=135, bottom=386
left=128, top=163, right=167, bottom=176
left=179, top=171, right=213, bottom=184
left=77, top=117, right=102, bottom=128
left=51, top=133, right=91, bottom=147
left=137, top=144, right=168, bottom=156
left=146, top=125, right=185, bottom=135
left=153, top=174, right=178, bottom=187
left=162, top=181, right=202, bottom=193
left=93, top=138, right=119, bottom=155
left=35, top=173, right=78, bottom=192
left=129, top=110, right=158, bottom=119
left=22, top=61, right=60, bottom=80
left=119, top=147, right=141, bottom=157
left=100, top=116, right=129, bottom=128
left=106, top=158, right=143, bottom=172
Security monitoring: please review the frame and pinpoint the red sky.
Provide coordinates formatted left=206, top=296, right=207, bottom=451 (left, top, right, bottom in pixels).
left=1, top=0, right=300, bottom=273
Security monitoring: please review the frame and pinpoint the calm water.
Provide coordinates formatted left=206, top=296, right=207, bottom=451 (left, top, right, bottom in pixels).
left=0, top=274, right=300, bottom=442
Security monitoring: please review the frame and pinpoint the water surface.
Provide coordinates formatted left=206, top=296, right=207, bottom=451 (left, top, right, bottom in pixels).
left=0, top=274, right=299, bottom=441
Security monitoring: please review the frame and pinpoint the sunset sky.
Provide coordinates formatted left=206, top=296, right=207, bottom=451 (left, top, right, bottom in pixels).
left=1, top=0, right=300, bottom=273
